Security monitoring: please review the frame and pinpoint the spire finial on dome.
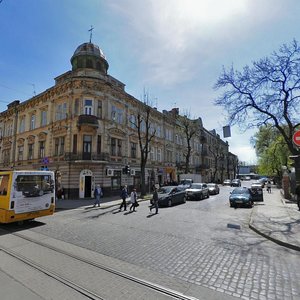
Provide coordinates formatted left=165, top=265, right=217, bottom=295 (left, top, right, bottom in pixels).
left=88, top=25, right=94, bottom=43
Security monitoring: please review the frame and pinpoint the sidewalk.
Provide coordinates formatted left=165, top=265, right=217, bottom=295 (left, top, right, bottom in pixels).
left=249, top=187, right=300, bottom=251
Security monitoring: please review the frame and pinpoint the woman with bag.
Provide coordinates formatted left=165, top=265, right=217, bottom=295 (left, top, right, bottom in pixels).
left=129, top=188, right=138, bottom=212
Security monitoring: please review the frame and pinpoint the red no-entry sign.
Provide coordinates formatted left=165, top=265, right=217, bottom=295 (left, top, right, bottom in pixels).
left=293, top=130, right=300, bottom=147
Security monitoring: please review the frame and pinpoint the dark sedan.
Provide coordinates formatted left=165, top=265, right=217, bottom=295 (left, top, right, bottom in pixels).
left=157, top=186, right=186, bottom=207
left=229, top=187, right=253, bottom=208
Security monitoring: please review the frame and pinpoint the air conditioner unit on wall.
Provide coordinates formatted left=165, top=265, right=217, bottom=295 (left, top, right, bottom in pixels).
left=130, top=169, right=136, bottom=176
left=106, top=169, right=114, bottom=176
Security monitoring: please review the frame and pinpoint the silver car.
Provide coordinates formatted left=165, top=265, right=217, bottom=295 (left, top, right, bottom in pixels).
left=185, top=183, right=210, bottom=200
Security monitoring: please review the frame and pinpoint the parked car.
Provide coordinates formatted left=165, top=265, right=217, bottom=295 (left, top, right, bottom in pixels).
left=252, top=181, right=264, bottom=189
left=207, top=183, right=220, bottom=195
left=185, top=183, right=209, bottom=200
left=250, top=184, right=264, bottom=202
left=258, top=178, right=268, bottom=188
left=229, top=187, right=254, bottom=208
left=157, top=186, right=186, bottom=207
left=231, top=179, right=241, bottom=187
left=223, top=179, right=232, bottom=186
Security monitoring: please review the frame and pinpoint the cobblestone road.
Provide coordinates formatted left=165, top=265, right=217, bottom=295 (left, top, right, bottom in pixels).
left=30, top=187, right=300, bottom=300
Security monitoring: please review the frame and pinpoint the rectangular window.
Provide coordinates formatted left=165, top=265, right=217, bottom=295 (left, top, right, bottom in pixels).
left=111, top=138, right=122, bottom=156
left=56, top=103, right=68, bottom=120
left=39, top=141, right=45, bottom=158
left=3, top=150, right=10, bottom=164
left=30, top=115, right=35, bottom=130
left=18, top=145, right=24, bottom=161
left=84, top=99, right=93, bottom=115
left=83, top=135, right=92, bottom=160
left=111, top=106, right=123, bottom=124
left=131, top=142, right=137, bottom=158
left=73, top=134, right=77, bottom=154
left=54, top=138, right=59, bottom=156
left=97, top=101, right=102, bottom=118
left=59, top=137, right=65, bottom=155
left=157, top=148, right=161, bottom=162
left=41, top=110, right=47, bottom=126
left=150, top=147, right=154, bottom=161
left=0, top=174, right=9, bottom=196
left=19, top=116, right=25, bottom=133
left=97, top=135, right=101, bottom=154
left=28, top=144, right=34, bottom=160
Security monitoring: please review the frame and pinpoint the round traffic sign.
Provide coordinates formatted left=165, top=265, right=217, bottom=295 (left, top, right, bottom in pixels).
left=293, top=130, right=300, bottom=147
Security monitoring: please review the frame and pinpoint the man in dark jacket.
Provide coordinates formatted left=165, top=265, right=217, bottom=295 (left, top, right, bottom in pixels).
left=119, top=185, right=128, bottom=211
left=150, top=186, right=159, bottom=214
left=296, top=185, right=300, bottom=211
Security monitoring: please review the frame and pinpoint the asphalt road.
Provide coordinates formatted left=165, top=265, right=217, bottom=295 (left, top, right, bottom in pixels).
left=7, top=181, right=300, bottom=300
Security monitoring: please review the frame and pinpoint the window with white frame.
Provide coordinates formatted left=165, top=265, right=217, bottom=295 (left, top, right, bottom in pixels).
left=165, top=128, right=173, bottom=141
left=30, top=114, right=36, bottom=130
left=84, top=99, right=93, bottom=115
left=111, top=106, right=123, bottom=124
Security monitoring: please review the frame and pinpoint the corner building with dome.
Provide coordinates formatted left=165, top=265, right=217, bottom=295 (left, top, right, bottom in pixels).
left=0, top=42, right=237, bottom=198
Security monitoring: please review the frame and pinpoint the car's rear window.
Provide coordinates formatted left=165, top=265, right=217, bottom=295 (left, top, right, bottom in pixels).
left=191, top=184, right=202, bottom=189
left=232, top=188, right=249, bottom=194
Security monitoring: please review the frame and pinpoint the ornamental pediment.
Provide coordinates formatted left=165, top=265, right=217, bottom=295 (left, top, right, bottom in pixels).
left=27, top=135, right=36, bottom=144
left=38, top=132, right=47, bottom=141
left=17, top=138, right=25, bottom=146
left=108, top=127, right=126, bottom=137
left=3, top=140, right=12, bottom=149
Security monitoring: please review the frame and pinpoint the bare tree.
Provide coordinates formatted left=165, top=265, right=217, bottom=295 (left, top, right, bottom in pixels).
left=132, top=102, right=156, bottom=197
left=177, top=113, right=199, bottom=174
left=214, top=39, right=300, bottom=156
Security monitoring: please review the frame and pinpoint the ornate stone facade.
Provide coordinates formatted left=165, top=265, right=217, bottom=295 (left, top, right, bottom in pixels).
left=0, top=42, right=237, bottom=198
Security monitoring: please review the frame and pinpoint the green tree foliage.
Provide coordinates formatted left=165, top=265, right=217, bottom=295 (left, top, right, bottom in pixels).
left=214, top=39, right=300, bottom=155
left=253, top=125, right=290, bottom=177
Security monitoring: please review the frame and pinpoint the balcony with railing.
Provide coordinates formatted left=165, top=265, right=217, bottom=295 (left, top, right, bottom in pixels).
left=64, top=152, right=110, bottom=161
left=77, top=115, right=99, bottom=129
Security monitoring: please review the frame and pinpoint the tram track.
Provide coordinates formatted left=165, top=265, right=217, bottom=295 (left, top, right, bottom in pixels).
left=0, top=228, right=199, bottom=300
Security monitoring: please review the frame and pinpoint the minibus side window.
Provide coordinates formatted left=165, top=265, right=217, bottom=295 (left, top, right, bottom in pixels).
left=0, top=175, right=9, bottom=195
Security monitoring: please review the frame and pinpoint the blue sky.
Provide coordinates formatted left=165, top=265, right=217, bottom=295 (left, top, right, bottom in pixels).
left=1, top=0, right=300, bottom=164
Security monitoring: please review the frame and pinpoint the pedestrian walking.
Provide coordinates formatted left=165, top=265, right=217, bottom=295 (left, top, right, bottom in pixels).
left=296, top=185, right=300, bottom=211
left=266, top=181, right=272, bottom=193
left=119, top=185, right=128, bottom=211
left=150, top=186, right=159, bottom=214
left=129, top=188, right=138, bottom=211
left=93, top=184, right=103, bottom=207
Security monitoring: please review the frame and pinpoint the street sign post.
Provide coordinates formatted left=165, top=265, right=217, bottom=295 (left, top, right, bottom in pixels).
left=293, top=130, right=300, bottom=147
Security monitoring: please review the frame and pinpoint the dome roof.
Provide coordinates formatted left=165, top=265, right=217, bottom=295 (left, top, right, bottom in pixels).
left=72, top=42, right=106, bottom=60
left=71, top=42, right=109, bottom=74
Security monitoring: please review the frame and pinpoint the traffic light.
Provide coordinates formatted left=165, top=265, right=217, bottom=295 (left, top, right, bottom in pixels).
left=122, top=165, right=130, bottom=175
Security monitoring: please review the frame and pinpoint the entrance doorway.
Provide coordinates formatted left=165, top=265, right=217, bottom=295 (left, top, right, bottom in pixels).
left=84, top=176, right=92, bottom=197
left=79, top=169, right=94, bottom=198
